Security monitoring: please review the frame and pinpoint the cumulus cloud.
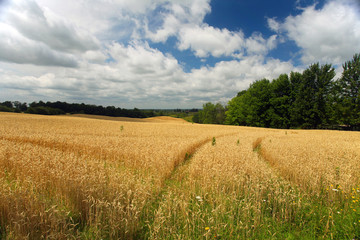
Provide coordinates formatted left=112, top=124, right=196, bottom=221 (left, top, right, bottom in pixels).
left=272, top=0, right=360, bottom=65
left=106, top=41, right=183, bottom=81
left=0, top=0, right=102, bottom=67
left=0, top=38, right=297, bottom=108
left=267, top=17, right=280, bottom=33
left=145, top=0, right=211, bottom=42
left=177, top=25, right=245, bottom=57
left=5, top=0, right=99, bottom=53
left=0, top=23, right=78, bottom=67
left=245, top=34, right=278, bottom=55
left=177, top=25, right=279, bottom=58
left=187, top=56, right=296, bottom=96
left=146, top=0, right=278, bottom=58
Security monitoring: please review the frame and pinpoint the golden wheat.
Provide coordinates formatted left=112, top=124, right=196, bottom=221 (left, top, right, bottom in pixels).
left=0, top=112, right=359, bottom=239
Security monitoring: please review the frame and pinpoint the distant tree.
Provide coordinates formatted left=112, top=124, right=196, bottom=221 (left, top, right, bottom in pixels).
left=192, top=112, right=200, bottom=123
left=26, top=106, right=65, bottom=115
left=201, top=102, right=217, bottom=124
left=13, top=101, right=27, bottom=112
left=194, top=102, right=226, bottom=124
left=0, top=105, right=14, bottom=112
left=215, top=103, right=226, bottom=124
left=2, top=101, right=13, bottom=108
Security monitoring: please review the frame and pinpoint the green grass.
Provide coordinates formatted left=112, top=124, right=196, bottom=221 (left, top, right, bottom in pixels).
left=137, top=184, right=360, bottom=239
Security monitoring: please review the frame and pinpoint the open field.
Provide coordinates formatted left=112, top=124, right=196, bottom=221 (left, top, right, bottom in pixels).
left=0, top=112, right=359, bottom=239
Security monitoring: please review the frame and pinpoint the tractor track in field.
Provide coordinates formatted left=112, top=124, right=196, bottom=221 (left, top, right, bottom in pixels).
left=0, top=135, right=139, bottom=164
left=251, top=137, right=307, bottom=193
left=134, top=131, right=239, bottom=239
left=2, top=130, right=242, bottom=239
left=252, top=137, right=288, bottom=179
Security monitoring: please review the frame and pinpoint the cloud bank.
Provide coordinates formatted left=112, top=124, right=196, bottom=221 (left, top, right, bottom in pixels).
left=0, top=0, right=359, bottom=108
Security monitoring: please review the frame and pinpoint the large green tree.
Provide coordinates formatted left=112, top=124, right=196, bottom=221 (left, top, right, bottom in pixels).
left=268, top=74, right=291, bottom=128
left=226, top=79, right=272, bottom=127
left=293, top=63, right=335, bottom=128
left=288, top=71, right=302, bottom=127
left=225, top=90, right=249, bottom=126
left=337, top=53, right=360, bottom=128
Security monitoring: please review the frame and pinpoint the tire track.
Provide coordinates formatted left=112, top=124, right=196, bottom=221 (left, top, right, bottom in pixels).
left=251, top=137, right=307, bottom=192
left=134, top=132, right=239, bottom=239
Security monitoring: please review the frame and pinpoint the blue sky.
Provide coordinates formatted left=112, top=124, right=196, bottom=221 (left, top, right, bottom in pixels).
left=0, top=0, right=359, bottom=108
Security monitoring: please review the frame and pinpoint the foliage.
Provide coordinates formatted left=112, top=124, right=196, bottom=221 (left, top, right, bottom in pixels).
left=225, top=54, right=360, bottom=130
left=193, top=102, right=226, bottom=124
left=292, top=63, right=335, bottom=128
left=26, top=106, right=65, bottom=115
left=1, top=100, right=199, bottom=120
left=335, top=53, right=360, bottom=129
left=0, top=105, right=14, bottom=112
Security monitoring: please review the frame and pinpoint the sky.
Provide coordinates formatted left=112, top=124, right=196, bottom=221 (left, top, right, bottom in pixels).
left=0, top=0, right=359, bottom=108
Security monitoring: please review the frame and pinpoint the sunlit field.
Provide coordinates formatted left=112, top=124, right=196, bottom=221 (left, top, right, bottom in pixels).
left=0, top=112, right=359, bottom=239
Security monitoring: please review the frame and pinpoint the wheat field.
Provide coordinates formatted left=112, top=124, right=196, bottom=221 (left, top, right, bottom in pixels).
left=0, top=112, right=359, bottom=239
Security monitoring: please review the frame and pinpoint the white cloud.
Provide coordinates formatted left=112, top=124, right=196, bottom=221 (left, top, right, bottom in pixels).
left=177, top=25, right=279, bottom=58
left=146, top=0, right=278, bottom=58
left=178, top=25, right=245, bottom=57
left=275, top=0, right=360, bottom=65
left=0, top=0, right=104, bottom=67
left=0, top=39, right=297, bottom=108
left=0, top=23, right=78, bottom=67
left=5, top=0, right=99, bottom=54
left=245, top=34, right=278, bottom=55
left=267, top=17, right=280, bottom=33
left=145, top=0, right=211, bottom=43
left=187, top=56, right=295, bottom=95
left=106, top=41, right=183, bottom=80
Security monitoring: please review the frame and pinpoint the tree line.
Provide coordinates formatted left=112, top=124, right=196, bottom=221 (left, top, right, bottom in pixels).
left=0, top=101, right=151, bottom=118
left=194, top=53, right=360, bottom=130
left=0, top=100, right=199, bottom=119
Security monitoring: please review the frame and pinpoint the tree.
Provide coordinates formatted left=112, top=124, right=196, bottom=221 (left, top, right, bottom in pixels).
left=226, top=79, right=272, bottom=127
left=215, top=103, right=226, bottom=124
left=245, top=79, right=272, bottom=127
left=225, top=92, right=249, bottom=125
left=194, top=102, right=226, bottom=124
left=289, top=71, right=302, bottom=127
left=269, top=74, right=291, bottom=128
left=337, top=53, right=360, bottom=129
left=293, top=63, right=335, bottom=128
left=1, top=101, right=13, bottom=108
left=13, top=101, right=27, bottom=112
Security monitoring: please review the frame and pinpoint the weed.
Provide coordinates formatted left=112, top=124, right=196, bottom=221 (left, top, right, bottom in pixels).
left=252, top=137, right=262, bottom=152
